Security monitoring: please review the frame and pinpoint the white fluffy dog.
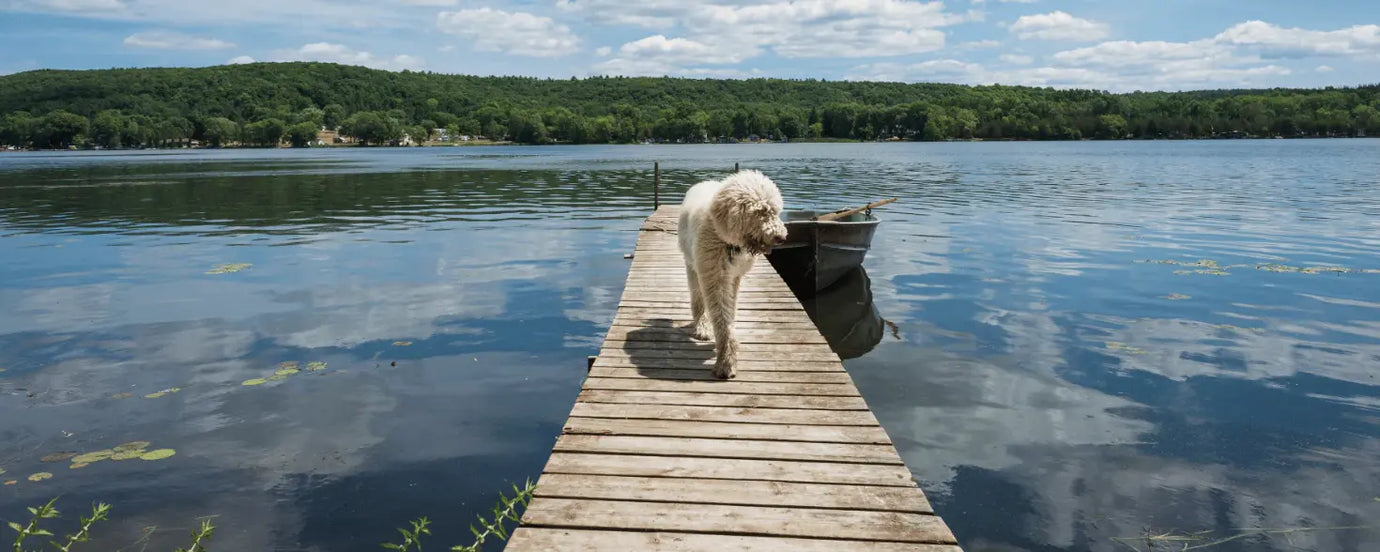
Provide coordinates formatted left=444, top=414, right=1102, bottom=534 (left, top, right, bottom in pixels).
left=678, top=170, right=789, bottom=379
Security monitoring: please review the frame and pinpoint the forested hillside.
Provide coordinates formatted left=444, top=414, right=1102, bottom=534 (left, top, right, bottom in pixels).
left=0, top=62, right=1376, bottom=148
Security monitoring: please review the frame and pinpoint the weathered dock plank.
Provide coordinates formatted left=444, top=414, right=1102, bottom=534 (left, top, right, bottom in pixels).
left=508, top=205, right=960, bottom=551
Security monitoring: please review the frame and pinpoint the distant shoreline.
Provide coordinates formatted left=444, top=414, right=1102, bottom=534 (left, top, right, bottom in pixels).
left=3, top=134, right=1374, bottom=153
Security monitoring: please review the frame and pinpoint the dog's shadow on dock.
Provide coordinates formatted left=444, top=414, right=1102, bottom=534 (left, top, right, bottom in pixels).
left=619, top=321, right=724, bottom=382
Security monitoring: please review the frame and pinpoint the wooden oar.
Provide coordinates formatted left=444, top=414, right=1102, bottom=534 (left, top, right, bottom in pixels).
left=812, top=198, right=897, bottom=222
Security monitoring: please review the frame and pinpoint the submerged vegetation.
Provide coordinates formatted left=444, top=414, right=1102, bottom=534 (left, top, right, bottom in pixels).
left=0, top=62, right=1376, bottom=149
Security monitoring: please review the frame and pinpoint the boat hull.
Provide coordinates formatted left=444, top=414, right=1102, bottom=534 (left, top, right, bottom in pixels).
left=766, top=209, right=880, bottom=293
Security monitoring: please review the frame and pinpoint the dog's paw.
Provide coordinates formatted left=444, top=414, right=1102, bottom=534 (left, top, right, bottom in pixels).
left=711, top=359, right=737, bottom=380
left=688, top=323, right=712, bottom=341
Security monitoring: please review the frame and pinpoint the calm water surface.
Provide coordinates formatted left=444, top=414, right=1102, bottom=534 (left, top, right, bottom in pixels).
left=1, top=142, right=1378, bottom=551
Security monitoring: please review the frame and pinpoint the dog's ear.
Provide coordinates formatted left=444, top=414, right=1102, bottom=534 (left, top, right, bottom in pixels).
left=709, top=186, right=747, bottom=245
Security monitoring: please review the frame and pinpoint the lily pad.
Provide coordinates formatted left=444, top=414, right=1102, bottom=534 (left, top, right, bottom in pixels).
left=70, top=462, right=89, bottom=470
left=206, top=263, right=252, bottom=275
left=27, top=472, right=52, bottom=482
left=0, top=466, right=5, bottom=475
left=145, top=388, right=180, bottom=399
left=111, top=392, right=133, bottom=399
left=40, top=452, right=77, bottom=463
left=275, top=368, right=300, bottom=376
left=115, top=441, right=151, bottom=452
left=139, top=449, right=176, bottom=461
left=242, top=378, right=268, bottom=386
left=393, top=341, right=412, bottom=346
left=3, top=480, right=15, bottom=486
left=110, top=450, right=143, bottom=461
left=71, top=450, right=114, bottom=464
left=266, top=374, right=289, bottom=381
left=305, top=361, right=327, bottom=371
left=278, top=361, right=299, bottom=369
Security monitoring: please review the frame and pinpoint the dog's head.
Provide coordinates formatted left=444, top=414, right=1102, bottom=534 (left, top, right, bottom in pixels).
left=709, top=169, right=788, bottom=255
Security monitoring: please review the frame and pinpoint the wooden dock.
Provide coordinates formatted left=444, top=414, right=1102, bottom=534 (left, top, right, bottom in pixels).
left=506, top=206, right=962, bottom=551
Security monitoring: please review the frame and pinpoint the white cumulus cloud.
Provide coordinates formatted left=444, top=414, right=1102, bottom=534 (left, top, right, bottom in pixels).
left=1010, top=10, right=1109, bottom=41
left=123, top=31, right=234, bottom=50
left=12, top=0, right=123, bottom=12
left=1214, top=21, right=1380, bottom=58
left=588, top=0, right=969, bottom=75
left=272, top=42, right=424, bottom=71
left=436, top=8, right=581, bottom=57
left=1000, top=53, right=1034, bottom=65
left=1317, top=65, right=1336, bottom=72
left=226, top=55, right=256, bottom=65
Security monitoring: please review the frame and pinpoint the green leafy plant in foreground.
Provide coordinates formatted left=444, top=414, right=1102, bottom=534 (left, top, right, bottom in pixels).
left=7, top=497, right=111, bottom=552
left=6, top=498, right=210, bottom=552
left=381, top=479, right=536, bottom=552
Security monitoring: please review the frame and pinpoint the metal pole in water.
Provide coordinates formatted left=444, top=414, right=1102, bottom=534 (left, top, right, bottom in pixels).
left=654, top=161, right=660, bottom=210
left=734, top=162, right=739, bottom=173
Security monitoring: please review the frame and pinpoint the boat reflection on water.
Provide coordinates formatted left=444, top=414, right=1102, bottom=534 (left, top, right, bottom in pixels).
left=769, top=256, right=886, bottom=360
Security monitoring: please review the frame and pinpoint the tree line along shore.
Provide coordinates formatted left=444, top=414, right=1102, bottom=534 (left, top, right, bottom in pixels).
left=0, top=62, right=1376, bottom=150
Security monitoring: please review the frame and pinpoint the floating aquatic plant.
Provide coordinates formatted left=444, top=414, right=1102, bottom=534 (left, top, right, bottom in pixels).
left=278, top=361, right=299, bottom=369
left=1142, top=258, right=1379, bottom=276
left=70, top=451, right=113, bottom=464
left=144, top=387, right=181, bottom=399
left=69, top=463, right=89, bottom=470
left=40, top=453, right=77, bottom=463
left=205, top=263, right=252, bottom=275
left=1105, top=341, right=1147, bottom=355
left=139, top=449, right=175, bottom=461
left=1165, top=294, right=1191, bottom=300
left=27, top=472, right=52, bottom=482
left=275, top=368, right=300, bottom=376
left=393, top=341, right=412, bottom=346
left=115, top=441, right=151, bottom=452
left=242, top=378, right=267, bottom=386
left=2, top=480, right=14, bottom=486
left=110, top=450, right=143, bottom=461
left=306, top=361, right=327, bottom=371
left=266, top=374, right=289, bottom=382
left=110, top=392, right=132, bottom=399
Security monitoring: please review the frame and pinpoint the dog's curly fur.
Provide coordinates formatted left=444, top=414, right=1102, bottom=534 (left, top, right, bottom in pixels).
left=678, top=170, right=788, bottom=379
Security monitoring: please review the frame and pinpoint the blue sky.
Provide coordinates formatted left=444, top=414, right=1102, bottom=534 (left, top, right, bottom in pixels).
left=1, top=0, right=1377, bottom=91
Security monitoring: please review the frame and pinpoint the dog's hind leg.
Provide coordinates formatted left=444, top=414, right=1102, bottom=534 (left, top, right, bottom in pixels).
left=686, top=264, right=712, bottom=340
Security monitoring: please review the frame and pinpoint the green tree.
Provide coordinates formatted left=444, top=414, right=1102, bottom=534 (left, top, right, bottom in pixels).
left=1097, top=114, right=1129, bottom=139
left=294, top=107, right=325, bottom=127
left=0, top=110, right=34, bottom=147
left=286, top=121, right=319, bottom=147
left=483, top=120, right=507, bottom=141
left=341, top=111, right=402, bottom=145
left=406, top=125, right=429, bottom=145
left=201, top=117, right=240, bottom=147
left=90, top=109, right=127, bottom=148
left=244, top=118, right=286, bottom=147
left=323, top=103, right=347, bottom=129
left=35, top=110, right=89, bottom=149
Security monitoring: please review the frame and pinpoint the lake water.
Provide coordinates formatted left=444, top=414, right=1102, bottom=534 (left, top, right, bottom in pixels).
left=2, top=141, right=1378, bottom=552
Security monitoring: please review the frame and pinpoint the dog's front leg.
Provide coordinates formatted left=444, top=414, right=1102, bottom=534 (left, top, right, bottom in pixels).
left=703, top=264, right=741, bottom=380
left=686, top=264, right=711, bottom=340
